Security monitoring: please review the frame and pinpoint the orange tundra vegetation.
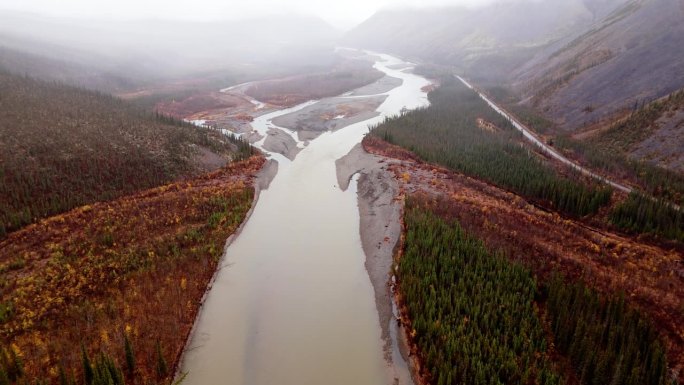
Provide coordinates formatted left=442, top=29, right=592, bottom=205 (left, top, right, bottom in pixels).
left=363, top=135, right=684, bottom=377
left=0, top=155, right=264, bottom=384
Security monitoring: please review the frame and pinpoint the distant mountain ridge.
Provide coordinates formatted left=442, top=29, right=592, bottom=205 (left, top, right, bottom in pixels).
left=345, top=0, right=628, bottom=81
left=0, top=12, right=341, bottom=92
left=345, top=0, right=684, bottom=128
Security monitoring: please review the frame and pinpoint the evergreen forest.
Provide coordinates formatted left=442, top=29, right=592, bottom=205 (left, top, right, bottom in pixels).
left=0, top=71, right=255, bottom=238
left=399, top=198, right=675, bottom=385
left=370, top=78, right=612, bottom=218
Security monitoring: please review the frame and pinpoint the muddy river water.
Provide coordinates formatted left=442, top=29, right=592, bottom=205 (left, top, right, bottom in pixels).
left=179, top=52, right=430, bottom=385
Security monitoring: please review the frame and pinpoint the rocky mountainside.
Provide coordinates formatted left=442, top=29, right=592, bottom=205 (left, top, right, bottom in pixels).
left=345, top=0, right=684, bottom=128
left=344, top=0, right=627, bottom=82
left=513, top=0, right=684, bottom=129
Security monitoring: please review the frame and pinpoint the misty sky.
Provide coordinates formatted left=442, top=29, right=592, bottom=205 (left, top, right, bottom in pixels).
left=0, top=0, right=506, bottom=28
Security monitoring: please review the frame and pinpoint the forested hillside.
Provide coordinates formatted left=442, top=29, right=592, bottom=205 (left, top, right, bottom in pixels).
left=371, top=79, right=684, bottom=242
left=0, top=71, right=254, bottom=238
left=399, top=198, right=674, bottom=385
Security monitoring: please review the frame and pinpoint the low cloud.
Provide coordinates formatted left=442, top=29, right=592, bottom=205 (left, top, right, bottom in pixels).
left=1, top=0, right=546, bottom=26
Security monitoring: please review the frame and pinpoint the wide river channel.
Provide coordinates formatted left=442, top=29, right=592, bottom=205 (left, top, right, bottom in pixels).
left=180, top=52, right=430, bottom=385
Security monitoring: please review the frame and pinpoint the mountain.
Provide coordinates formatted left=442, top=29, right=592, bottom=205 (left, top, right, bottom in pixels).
left=345, top=0, right=684, bottom=172
left=345, top=0, right=684, bottom=128
left=344, top=0, right=627, bottom=82
left=513, top=0, right=684, bottom=129
left=0, top=44, right=148, bottom=92
left=0, top=12, right=341, bottom=92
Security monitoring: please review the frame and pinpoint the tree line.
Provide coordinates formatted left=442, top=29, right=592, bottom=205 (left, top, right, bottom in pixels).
left=0, top=71, right=254, bottom=238
left=609, top=193, right=683, bottom=242
left=399, top=199, right=675, bottom=385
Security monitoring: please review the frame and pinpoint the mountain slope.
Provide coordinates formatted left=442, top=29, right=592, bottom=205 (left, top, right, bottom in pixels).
left=0, top=71, right=253, bottom=237
left=591, top=88, right=684, bottom=172
left=0, top=44, right=144, bottom=92
left=344, top=0, right=627, bottom=82
left=0, top=12, right=340, bottom=80
left=514, top=0, right=684, bottom=130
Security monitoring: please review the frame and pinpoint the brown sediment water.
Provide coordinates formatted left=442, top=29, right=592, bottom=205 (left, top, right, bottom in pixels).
left=179, top=51, right=430, bottom=385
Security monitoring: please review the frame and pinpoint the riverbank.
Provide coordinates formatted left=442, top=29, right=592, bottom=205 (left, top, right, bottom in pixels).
left=336, top=143, right=417, bottom=385
left=172, top=156, right=277, bottom=379
left=0, top=155, right=265, bottom=383
left=272, top=95, right=387, bottom=142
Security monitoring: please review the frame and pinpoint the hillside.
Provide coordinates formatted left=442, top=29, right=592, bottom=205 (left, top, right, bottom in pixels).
left=0, top=71, right=254, bottom=238
left=588, top=89, right=684, bottom=173
left=0, top=155, right=263, bottom=383
left=0, top=12, right=340, bottom=83
left=344, top=0, right=626, bottom=82
left=514, top=0, right=684, bottom=130
left=0, top=45, right=142, bottom=92
left=346, top=0, right=684, bottom=134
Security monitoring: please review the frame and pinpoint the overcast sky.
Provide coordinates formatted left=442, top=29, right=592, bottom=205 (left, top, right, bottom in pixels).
left=0, top=0, right=506, bottom=29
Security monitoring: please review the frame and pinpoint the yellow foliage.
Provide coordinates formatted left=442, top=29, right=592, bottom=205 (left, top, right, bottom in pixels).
left=591, top=243, right=601, bottom=254
left=11, top=344, right=22, bottom=357
left=100, top=329, right=110, bottom=344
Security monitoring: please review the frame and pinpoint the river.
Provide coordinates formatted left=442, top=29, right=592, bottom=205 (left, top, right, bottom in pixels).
left=179, top=52, right=430, bottom=385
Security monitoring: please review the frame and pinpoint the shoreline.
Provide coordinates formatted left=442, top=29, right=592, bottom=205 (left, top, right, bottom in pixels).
left=172, top=156, right=277, bottom=379
left=336, top=143, right=418, bottom=385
